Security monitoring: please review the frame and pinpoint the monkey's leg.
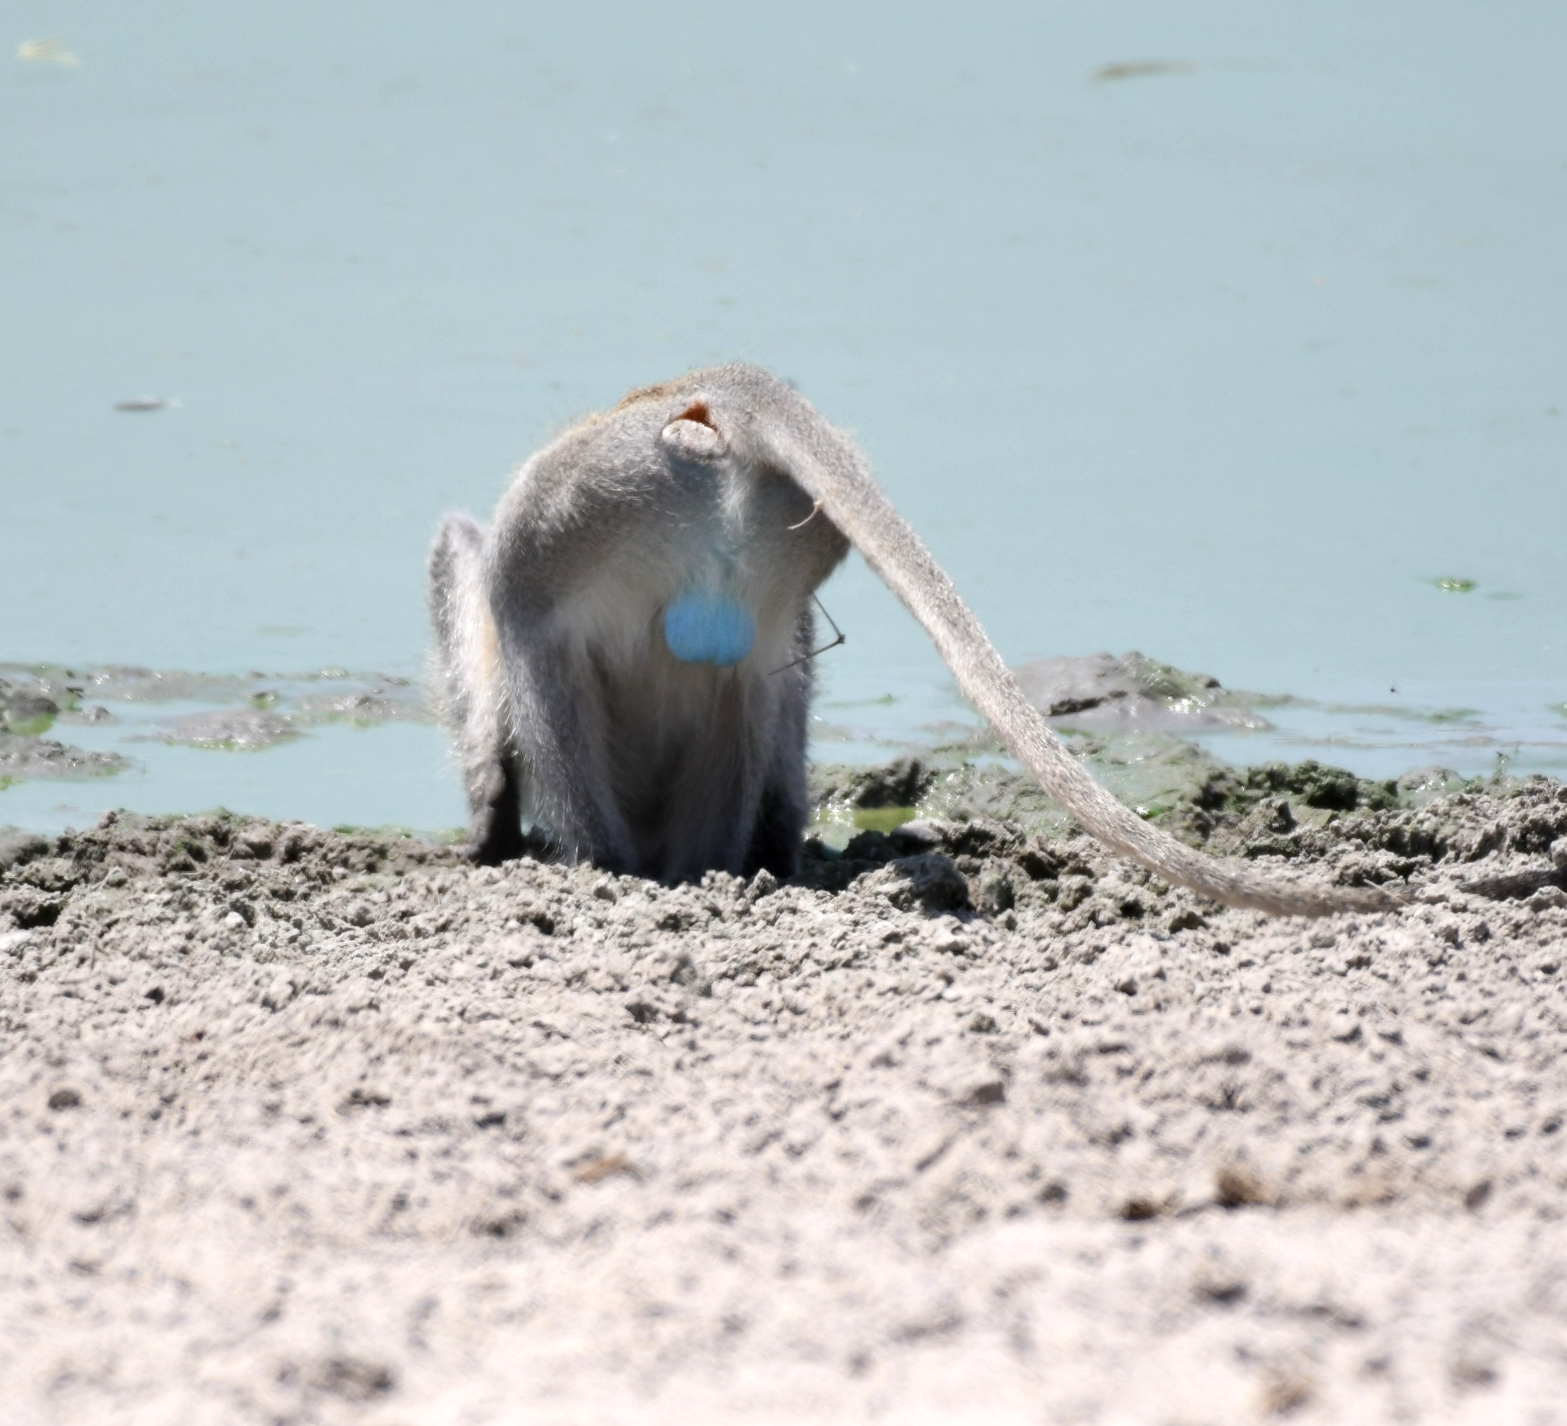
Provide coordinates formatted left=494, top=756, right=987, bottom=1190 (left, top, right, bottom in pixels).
left=428, top=514, right=528, bottom=864
left=743, top=619, right=814, bottom=880
left=496, top=630, right=640, bottom=874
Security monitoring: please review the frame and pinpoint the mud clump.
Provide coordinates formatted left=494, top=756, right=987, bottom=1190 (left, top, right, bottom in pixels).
left=1013, top=649, right=1276, bottom=732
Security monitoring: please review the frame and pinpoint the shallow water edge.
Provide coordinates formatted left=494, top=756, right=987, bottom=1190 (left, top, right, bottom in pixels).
left=2, top=653, right=1564, bottom=839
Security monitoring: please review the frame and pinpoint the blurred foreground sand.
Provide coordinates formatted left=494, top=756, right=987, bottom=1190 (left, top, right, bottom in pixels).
left=2, top=777, right=1565, bottom=1424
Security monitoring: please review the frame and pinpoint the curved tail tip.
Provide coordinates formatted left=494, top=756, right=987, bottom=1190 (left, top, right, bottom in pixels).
left=1343, top=882, right=1412, bottom=914
left=1219, top=877, right=1411, bottom=919
left=1292, top=880, right=1411, bottom=917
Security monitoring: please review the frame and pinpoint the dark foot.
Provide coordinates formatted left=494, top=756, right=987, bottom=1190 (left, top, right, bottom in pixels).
left=743, top=788, right=804, bottom=880
left=467, top=761, right=528, bottom=864
left=467, top=819, right=529, bottom=866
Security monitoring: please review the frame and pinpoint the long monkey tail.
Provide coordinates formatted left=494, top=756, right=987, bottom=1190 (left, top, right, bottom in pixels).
left=730, top=382, right=1405, bottom=918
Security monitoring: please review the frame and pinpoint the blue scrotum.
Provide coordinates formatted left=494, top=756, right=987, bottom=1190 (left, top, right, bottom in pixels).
left=662, top=589, right=756, bottom=667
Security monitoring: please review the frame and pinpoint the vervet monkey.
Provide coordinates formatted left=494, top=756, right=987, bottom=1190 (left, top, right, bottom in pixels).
left=429, top=364, right=1400, bottom=916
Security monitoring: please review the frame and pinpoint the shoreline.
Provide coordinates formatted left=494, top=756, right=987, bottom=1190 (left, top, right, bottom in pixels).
left=5, top=654, right=1566, bottom=845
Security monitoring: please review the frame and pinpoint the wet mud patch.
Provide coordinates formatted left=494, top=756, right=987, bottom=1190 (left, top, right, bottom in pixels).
left=809, top=739, right=1499, bottom=856
left=1013, top=650, right=1281, bottom=733
left=0, top=732, right=130, bottom=789
left=0, top=662, right=434, bottom=776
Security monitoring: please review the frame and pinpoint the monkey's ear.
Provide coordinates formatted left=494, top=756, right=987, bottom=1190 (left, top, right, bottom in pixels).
left=660, top=401, right=727, bottom=460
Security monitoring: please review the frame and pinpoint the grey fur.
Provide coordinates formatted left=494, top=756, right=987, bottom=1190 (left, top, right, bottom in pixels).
left=430, top=364, right=1402, bottom=915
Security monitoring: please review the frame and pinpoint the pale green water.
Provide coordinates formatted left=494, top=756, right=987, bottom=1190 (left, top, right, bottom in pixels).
left=3, top=1, right=1565, bottom=835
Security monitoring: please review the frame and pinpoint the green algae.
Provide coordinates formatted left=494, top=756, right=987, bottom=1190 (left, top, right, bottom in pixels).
left=849, top=806, right=919, bottom=835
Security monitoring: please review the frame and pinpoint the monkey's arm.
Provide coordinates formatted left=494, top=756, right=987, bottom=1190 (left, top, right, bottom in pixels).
left=428, top=514, right=530, bottom=863
left=742, top=395, right=1402, bottom=917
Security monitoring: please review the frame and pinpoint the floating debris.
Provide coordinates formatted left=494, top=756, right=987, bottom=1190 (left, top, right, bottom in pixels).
left=1435, top=577, right=1478, bottom=593
left=16, top=37, right=80, bottom=67
left=1091, top=60, right=1196, bottom=82
left=114, top=396, right=177, bottom=413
